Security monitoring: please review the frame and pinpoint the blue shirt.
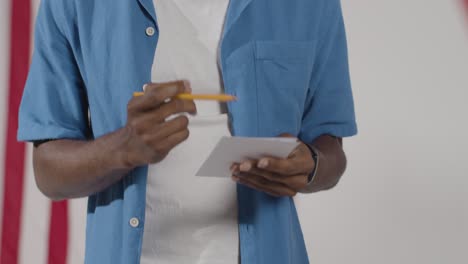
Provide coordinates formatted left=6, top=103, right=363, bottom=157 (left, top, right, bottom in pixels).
left=18, top=0, right=357, bottom=263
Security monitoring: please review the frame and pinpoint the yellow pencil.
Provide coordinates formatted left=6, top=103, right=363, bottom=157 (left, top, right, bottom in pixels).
left=133, top=92, right=237, bottom=102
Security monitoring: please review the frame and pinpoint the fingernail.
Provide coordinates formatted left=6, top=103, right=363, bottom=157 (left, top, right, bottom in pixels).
left=258, top=159, right=269, bottom=168
left=240, top=162, right=251, bottom=172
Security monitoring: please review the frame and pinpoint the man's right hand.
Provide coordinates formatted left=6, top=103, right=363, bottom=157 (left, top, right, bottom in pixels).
left=121, top=80, right=197, bottom=168
left=32, top=80, right=196, bottom=200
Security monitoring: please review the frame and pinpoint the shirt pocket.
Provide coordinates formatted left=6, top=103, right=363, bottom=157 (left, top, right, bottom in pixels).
left=223, top=43, right=258, bottom=136
left=253, top=40, right=315, bottom=136
left=223, top=41, right=315, bottom=137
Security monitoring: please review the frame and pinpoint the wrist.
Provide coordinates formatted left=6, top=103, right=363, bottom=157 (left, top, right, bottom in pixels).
left=305, top=143, right=320, bottom=185
left=110, top=126, right=138, bottom=170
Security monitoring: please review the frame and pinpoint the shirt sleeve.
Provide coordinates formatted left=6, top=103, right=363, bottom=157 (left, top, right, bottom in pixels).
left=17, top=0, right=91, bottom=142
left=299, top=0, right=358, bottom=143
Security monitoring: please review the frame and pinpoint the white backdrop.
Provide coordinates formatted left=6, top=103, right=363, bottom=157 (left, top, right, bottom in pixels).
left=0, top=1, right=467, bottom=263
left=297, top=1, right=468, bottom=263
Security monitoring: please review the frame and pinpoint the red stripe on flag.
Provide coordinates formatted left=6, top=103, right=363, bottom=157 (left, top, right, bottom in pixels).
left=47, top=201, right=69, bottom=264
left=0, top=0, right=31, bottom=263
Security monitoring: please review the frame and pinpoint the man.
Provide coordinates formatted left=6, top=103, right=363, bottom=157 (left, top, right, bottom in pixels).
left=18, top=0, right=357, bottom=263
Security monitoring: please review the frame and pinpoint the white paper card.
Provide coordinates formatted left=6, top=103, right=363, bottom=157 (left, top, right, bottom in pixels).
left=196, top=136, right=300, bottom=177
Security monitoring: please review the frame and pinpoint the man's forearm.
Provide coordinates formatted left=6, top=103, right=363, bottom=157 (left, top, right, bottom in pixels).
left=301, top=135, right=347, bottom=193
left=33, top=128, right=132, bottom=200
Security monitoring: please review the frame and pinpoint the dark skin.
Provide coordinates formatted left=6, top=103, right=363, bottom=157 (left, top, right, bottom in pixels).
left=231, top=134, right=346, bottom=196
left=33, top=80, right=347, bottom=200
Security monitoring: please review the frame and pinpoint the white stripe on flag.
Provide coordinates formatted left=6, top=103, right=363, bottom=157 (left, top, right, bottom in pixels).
left=0, top=0, right=12, bottom=251
left=67, top=199, right=87, bottom=264
left=18, top=145, right=50, bottom=264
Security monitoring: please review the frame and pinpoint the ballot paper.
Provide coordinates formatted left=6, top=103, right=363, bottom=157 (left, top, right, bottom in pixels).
left=196, top=136, right=300, bottom=177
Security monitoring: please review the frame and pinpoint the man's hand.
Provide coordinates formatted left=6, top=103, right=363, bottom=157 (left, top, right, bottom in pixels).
left=230, top=134, right=315, bottom=197
left=32, top=80, right=198, bottom=200
left=120, top=80, right=197, bottom=168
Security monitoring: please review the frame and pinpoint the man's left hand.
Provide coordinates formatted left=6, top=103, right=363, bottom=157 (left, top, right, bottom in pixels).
left=230, top=135, right=315, bottom=197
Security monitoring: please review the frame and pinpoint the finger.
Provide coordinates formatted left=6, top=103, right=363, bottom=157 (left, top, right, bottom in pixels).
left=232, top=175, right=281, bottom=197
left=239, top=166, right=284, bottom=182
left=130, top=81, right=188, bottom=113
left=238, top=159, right=256, bottom=172
left=236, top=163, right=309, bottom=191
left=144, top=80, right=191, bottom=94
left=236, top=171, right=296, bottom=196
left=125, top=99, right=194, bottom=136
left=154, top=128, right=190, bottom=153
left=155, top=99, right=197, bottom=122
left=233, top=173, right=297, bottom=197
left=230, top=163, right=240, bottom=174
left=147, top=115, right=189, bottom=142
left=238, top=156, right=306, bottom=179
left=257, top=145, right=314, bottom=175
left=255, top=156, right=301, bottom=175
left=177, top=79, right=192, bottom=93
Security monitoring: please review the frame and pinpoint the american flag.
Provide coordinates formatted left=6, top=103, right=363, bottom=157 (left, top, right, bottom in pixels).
left=0, top=1, right=86, bottom=264
left=0, top=1, right=467, bottom=264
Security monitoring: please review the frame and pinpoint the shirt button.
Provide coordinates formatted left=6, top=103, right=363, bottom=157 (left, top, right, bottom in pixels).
left=129, top=217, right=140, bottom=228
left=145, top=27, right=155, bottom=37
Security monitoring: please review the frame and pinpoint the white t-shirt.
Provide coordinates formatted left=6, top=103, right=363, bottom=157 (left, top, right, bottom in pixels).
left=150, top=0, right=229, bottom=114
left=140, top=1, right=238, bottom=264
